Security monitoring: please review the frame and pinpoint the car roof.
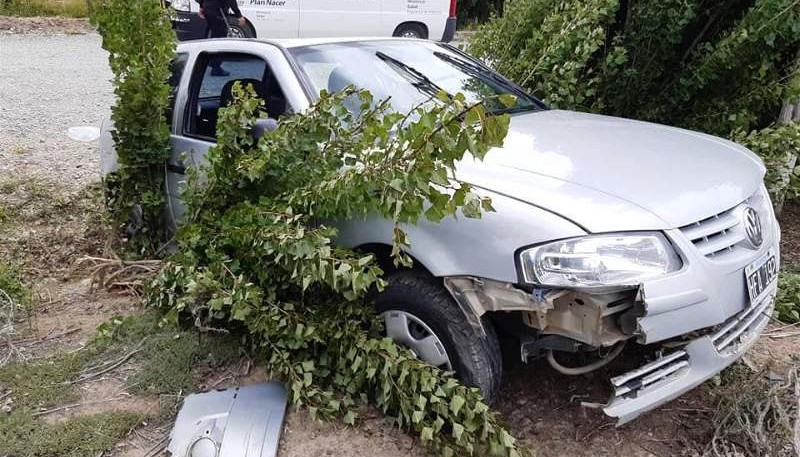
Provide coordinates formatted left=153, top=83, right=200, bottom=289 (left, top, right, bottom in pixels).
left=176, top=36, right=430, bottom=53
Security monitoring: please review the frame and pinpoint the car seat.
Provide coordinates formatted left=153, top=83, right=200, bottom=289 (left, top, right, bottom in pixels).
left=328, top=67, right=354, bottom=94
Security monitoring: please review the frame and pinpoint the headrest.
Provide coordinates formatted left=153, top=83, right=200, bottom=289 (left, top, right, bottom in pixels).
left=220, top=78, right=264, bottom=108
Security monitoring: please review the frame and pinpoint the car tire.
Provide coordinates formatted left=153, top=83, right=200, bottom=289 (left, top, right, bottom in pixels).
left=227, top=18, right=256, bottom=38
left=375, top=271, right=503, bottom=403
left=393, top=22, right=428, bottom=39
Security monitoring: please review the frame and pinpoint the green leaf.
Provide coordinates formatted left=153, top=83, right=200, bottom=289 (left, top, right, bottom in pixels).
left=452, top=422, right=464, bottom=441
left=500, top=430, right=515, bottom=447
left=416, top=394, right=427, bottom=410
left=450, top=395, right=466, bottom=416
left=498, top=94, right=517, bottom=108
left=420, top=427, right=434, bottom=442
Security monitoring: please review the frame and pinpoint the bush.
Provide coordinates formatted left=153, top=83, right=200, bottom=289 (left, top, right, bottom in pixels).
left=471, top=0, right=800, bottom=203
left=733, top=123, right=800, bottom=208
left=90, top=0, right=176, bottom=254
left=776, top=272, right=800, bottom=324
left=149, top=85, right=525, bottom=457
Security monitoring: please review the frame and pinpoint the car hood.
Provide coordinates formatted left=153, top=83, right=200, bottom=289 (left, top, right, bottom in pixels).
left=456, top=110, right=766, bottom=233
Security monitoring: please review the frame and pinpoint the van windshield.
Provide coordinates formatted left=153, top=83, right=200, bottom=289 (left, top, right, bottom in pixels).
left=289, top=41, right=545, bottom=115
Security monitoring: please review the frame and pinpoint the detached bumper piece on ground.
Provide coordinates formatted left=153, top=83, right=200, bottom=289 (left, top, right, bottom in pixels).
left=168, top=383, right=288, bottom=457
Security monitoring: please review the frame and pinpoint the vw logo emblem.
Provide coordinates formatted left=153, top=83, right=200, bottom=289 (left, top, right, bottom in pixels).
left=743, top=207, right=764, bottom=248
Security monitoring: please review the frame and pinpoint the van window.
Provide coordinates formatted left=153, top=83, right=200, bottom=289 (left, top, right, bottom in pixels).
left=185, top=53, right=288, bottom=139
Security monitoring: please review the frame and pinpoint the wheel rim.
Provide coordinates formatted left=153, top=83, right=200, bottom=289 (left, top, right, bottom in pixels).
left=400, top=30, right=420, bottom=38
left=381, top=310, right=452, bottom=370
left=228, top=26, right=246, bottom=38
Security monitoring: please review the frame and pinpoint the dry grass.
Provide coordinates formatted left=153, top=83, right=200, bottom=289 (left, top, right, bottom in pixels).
left=73, top=256, right=163, bottom=296
left=0, top=0, right=89, bottom=18
left=707, top=362, right=800, bottom=456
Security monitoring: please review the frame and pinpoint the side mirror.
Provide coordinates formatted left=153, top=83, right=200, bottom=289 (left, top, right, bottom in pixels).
left=251, top=118, right=278, bottom=140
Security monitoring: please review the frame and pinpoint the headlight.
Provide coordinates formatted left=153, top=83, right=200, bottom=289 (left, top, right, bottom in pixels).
left=519, top=233, right=682, bottom=288
left=170, top=0, right=191, bottom=11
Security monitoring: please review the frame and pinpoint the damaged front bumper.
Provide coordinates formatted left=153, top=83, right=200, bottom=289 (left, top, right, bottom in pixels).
left=443, top=192, right=780, bottom=424
left=604, top=292, right=775, bottom=424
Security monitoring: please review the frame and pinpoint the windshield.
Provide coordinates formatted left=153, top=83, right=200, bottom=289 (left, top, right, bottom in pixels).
left=288, top=41, right=545, bottom=115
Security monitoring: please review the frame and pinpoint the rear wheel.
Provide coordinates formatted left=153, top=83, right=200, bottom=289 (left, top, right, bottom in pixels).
left=375, top=271, right=503, bottom=403
left=393, top=22, right=428, bottom=39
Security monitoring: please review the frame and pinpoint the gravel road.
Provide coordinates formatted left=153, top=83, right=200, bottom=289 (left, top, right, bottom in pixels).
left=0, top=32, right=112, bottom=190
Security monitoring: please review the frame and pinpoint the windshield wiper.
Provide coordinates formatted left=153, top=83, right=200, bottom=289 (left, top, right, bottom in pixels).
left=433, top=51, right=541, bottom=113
left=434, top=51, right=499, bottom=80
left=376, top=51, right=450, bottom=100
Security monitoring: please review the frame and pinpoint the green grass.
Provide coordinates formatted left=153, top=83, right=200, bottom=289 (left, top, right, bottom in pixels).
left=0, top=260, right=29, bottom=308
left=0, top=353, right=86, bottom=409
left=0, top=411, right=143, bottom=457
left=92, top=312, right=243, bottom=395
left=131, top=328, right=243, bottom=395
left=0, top=0, right=88, bottom=18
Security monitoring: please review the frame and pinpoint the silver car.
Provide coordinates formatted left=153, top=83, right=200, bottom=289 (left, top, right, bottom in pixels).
left=100, top=37, right=781, bottom=424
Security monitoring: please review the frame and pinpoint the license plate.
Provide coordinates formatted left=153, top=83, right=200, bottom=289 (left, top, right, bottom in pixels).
left=745, top=250, right=778, bottom=305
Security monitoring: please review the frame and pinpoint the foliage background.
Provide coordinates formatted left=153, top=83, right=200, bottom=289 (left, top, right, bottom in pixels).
left=470, top=0, right=800, bottom=204
left=459, top=0, right=504, bottom=25
left=776, top=271, right=800, bottom=323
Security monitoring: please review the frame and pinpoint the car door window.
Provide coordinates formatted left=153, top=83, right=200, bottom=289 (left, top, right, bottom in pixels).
left=166, top=52, right=189, bottom=128
left=185, top=52, right=289, bottom=140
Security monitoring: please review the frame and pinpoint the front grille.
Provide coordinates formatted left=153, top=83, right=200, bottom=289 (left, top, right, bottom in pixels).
left=610, top=297, right=773, bottom=401
left=610, top=350, right=690, bottom=399
left=679, top=204, right=746, bottom=258
left=712, top=296, right=772, bottom=353
left=679, top=187, right=773, bottom=260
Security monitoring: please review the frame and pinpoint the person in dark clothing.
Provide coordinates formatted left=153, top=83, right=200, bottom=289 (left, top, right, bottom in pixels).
left=196, top=0, right=246, bottom=76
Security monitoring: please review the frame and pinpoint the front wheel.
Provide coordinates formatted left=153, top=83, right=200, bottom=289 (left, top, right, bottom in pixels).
left=375, top=271, right=503, bottom=403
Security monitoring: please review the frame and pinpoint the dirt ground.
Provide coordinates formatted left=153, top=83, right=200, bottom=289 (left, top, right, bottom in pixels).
left=1, top=16, right=799, bottom=457
left=0, top=15, right=91, bottom=34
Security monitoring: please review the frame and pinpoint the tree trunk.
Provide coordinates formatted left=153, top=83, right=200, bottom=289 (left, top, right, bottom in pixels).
left=779, top=99, right=800, bottom=124
left=775, top=99, right=800, bottom=215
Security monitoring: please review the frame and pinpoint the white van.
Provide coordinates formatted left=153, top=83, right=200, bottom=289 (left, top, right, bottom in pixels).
left=169, top=0, right=458, bottom=42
